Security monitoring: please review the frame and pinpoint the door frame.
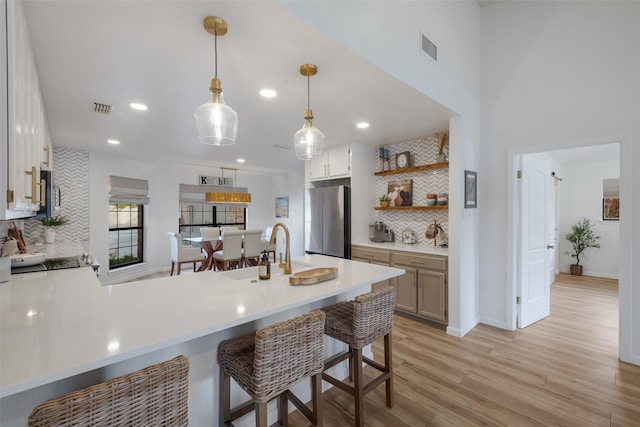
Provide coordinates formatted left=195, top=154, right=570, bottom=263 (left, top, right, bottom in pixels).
left=506, top=133, right=633, bottom=363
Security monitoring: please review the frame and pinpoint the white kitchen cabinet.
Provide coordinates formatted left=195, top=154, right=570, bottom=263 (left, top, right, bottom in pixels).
left=309, top=146, right=351, bottom=180
left=1, top=0, right=50, bottom=219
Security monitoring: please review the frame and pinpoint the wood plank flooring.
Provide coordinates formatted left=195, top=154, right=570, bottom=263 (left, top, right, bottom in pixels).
left=286, top=274, right=640, bottom=426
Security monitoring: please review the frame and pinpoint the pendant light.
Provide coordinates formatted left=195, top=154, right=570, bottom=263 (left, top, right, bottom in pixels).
left=294, top=64, right=324, bottom=160
left=205, top=168, right=251, bottom=204
left=194, top=16, right=238, bottom=146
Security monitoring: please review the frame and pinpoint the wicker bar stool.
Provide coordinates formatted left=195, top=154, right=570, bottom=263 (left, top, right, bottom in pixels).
left=28, top=355, right=190, bottom=427
left=322, top=286, right=396, bottom=427
left=218, top=310, right=325, bottom=427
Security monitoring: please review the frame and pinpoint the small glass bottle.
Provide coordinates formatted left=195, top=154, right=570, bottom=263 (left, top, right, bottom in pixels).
left=258, top=251, right=271, bottom=280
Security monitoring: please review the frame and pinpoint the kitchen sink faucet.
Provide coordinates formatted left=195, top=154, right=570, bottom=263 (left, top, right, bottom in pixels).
left=270, top=222, right=292, bottom=275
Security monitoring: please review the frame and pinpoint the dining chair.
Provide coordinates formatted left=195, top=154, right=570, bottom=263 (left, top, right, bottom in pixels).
left=167, top=232, right=205, bottom=276
left=242, top=229, right=264, bottom=267
left=212, top=230, right=244, bottom=271
left=28, top=355, right=189, bottom=427
left=219, top=226, right=239, bottom=234
left=200, top=227, right=220, bottom=242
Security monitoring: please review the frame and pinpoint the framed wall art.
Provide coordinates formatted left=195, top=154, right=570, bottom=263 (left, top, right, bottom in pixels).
left=387, top=179, right=413, bottom=206
left=464, top=170, right=477, bottom=208
left=275, top=196, right=289, bottom=218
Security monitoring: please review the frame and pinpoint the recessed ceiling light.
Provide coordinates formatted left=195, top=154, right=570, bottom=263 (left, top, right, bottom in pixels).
left=259, top=89, right=276, bottom=98
left=107, top=139, right=120, bottom=145
left=356, top=122, right=370, bottom=129
left=237, top=158, right=245, bottom=163
left=129, top=102, right=148, bottom=111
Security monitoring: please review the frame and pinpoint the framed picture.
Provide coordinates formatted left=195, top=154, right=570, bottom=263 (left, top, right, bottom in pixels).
left=602, top=197, right=619, bottom=220
left=387, top=179, right=412, bottom=206
left=464, top=170, right=477, bottom=208
left=275, top=196, right=289, bottom=218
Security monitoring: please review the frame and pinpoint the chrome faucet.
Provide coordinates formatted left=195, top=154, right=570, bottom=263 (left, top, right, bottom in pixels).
left=270, top=222, right=291, bottom=275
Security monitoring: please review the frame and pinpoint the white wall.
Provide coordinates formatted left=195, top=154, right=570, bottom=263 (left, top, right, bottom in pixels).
left=89, top=152, right=302, bottom=285
left=558, top=160, right=619, bottom=279
left=481, top=1, right=639, bottom=363
left=278, top=0, right=483, bottom=337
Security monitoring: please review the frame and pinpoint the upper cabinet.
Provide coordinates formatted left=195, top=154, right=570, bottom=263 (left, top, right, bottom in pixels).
left=309, top=146, right=351, bottom=181
left=1, top=0, right=51, bottom=219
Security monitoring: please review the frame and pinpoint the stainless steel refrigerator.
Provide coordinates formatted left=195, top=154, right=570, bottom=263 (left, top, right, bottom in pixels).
left=305, top=185, right=351, bottom=258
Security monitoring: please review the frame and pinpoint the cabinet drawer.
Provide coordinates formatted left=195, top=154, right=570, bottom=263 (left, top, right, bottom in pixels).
left=352, top=246, right=391, bottom=263
left=392, top=252, right=446, bottom=271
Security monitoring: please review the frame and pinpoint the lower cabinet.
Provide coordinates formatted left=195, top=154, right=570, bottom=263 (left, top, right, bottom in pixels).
left=351, top=245, right=448, bottom=326
left=351, top=246, right=392, bottom=292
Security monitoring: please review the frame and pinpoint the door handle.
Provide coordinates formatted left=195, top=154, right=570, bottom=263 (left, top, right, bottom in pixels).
left=547, top=245, right=555, bottom=249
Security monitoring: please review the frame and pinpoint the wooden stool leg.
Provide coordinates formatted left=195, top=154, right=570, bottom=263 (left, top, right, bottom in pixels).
left=385, top=333, right=394, bottom=408
left=170, top=262, right=175, bottom=276
left=256, top=401, right=268, bottom=427
left=348, top=345, right=354, bottom=382
left=278, top=392, right=288, bottom=426
left=353, top=348, right=364, bottom=427
left=312, top=372, right=323, bottom=426
left=221, top=370, right=231, bottom=425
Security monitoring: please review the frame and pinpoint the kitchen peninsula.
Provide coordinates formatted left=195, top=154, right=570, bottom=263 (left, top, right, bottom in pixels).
left=0, top=254, right=403, bottom=426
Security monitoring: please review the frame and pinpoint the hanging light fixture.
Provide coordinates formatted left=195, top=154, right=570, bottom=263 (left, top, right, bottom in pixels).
left=194, top=16, right=238, bottom=146
left=205, top=168, right=251, bottom=204
left=294, top=64, right=325, bottom=160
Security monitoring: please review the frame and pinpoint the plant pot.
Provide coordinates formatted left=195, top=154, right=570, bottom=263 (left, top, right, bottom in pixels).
left=379, top=201, right=389, bottom=208
left=569, top=264, right=583, bottom=276
left=44, top=228, right=56, bottom=244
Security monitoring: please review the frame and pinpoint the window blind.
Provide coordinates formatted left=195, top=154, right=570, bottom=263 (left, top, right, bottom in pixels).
left=109, top=176, right=150, bottom=205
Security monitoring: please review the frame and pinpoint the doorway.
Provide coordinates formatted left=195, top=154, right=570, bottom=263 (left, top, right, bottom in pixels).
left=507, top=134, right=631, bottom=361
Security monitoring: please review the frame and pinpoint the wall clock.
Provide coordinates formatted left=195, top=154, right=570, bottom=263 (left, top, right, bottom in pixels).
left=395, top=151, right=410, bottom=169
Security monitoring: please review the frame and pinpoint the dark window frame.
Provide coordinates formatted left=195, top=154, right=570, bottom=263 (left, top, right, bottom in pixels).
left=108, top=203, right=144, bottom=269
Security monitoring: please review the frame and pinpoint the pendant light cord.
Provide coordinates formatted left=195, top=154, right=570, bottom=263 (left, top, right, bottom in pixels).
left=214, top=31, right=218, bottom=78
left=307, top=75, right=311, bottom=110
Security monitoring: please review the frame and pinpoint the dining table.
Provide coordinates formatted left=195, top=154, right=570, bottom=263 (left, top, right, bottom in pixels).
left=182, top=236, right=222, bottom=271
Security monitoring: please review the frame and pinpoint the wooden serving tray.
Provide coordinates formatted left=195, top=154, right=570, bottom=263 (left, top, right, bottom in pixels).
left=289, top=267, right=338, bottom=286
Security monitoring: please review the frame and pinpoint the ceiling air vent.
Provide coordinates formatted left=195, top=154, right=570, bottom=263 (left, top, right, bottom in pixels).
left=90, top=101, right=115, bottom=115
left=421, top=33, right=437, bottom=62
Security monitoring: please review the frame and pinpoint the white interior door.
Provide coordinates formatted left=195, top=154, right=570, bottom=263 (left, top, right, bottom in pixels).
left=518, top=156, right=552, bottom=328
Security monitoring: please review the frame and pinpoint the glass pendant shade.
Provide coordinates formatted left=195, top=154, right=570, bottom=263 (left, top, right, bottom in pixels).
left=195, top=16, right=237, bottom=146
left=195, top=90, right=238, bottom=146
left=294, top=117, right=324, bottom=160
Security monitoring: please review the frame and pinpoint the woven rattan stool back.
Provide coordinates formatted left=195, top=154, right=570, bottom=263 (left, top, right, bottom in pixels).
left=28, top=355, right=189, bottom=427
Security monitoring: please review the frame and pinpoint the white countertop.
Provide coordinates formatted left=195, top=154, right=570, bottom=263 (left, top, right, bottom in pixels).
left=353, top=241, right=449, bottom=256
left=0, top=254, right=404, bottom=398
left=26, top=241, right=87, bottom=258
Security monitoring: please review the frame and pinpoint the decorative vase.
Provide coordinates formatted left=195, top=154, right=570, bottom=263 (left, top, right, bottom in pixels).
left=44, top=228, right=55, bottom=244
left=569, top=264, right=583, bottom=276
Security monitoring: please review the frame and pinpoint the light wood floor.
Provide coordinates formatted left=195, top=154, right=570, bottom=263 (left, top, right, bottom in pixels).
left=286, top=274, right=640, bottom=426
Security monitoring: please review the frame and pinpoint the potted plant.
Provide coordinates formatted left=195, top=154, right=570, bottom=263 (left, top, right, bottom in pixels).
left=379, top=194, right=391, bottom=208
left=39, top=215, right=69, bottom=244
left=564, top=217, right=600, bottom=276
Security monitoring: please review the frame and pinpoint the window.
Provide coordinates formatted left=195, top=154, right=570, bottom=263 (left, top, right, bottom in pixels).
left=178, top=202, right=246, bottom=239
left=109, top=203, right=144, bottom=268
left=108, top=176, right=149, bottom=269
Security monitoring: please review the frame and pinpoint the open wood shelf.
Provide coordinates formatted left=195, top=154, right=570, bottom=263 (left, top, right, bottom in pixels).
left=374, top=205, right=448, bottom=211
left=374, top=162, right=449, bottom=176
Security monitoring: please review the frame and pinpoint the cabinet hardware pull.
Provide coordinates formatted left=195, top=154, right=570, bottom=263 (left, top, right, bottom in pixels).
left=42, top=146, right=50, bottom=167
left=24, top=166, right=40, bottom=205
left=409, top=260, right=423, bottom=265
left=547, top=245, right=555, bottom=249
